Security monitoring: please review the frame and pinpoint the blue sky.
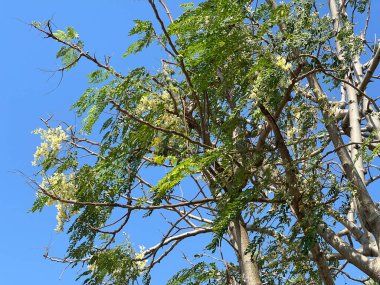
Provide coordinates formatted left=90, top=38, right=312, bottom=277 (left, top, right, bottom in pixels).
left=0, top=1, right=163, bottom=284
left=1, top=1, right=380, bottom=284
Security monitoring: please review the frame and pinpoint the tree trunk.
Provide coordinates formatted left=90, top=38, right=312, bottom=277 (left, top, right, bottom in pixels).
left=310, top=244, right=335, bottom=285
left=228, top=217, right=262, bottom=285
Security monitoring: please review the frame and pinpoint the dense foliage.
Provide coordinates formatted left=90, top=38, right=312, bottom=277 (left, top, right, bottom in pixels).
left=30, top=0, right=380, bottom=284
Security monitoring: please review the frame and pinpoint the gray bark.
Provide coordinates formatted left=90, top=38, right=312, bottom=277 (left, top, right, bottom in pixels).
left=228, top=218, right=263, bottom=285
left=328, top=0, right=380, bottom=252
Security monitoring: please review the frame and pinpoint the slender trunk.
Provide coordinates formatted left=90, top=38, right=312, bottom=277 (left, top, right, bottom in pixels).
left=205, top=169, right=262, bottom=284
left=228, top=217, right=262, bottom=285
left=346, top=82, right=374, bottom=253
left=311, top=244, right=335, bottom=285
left=346, top=84, right=365, bottom=178
left=354, top=55, right=380, bottom=154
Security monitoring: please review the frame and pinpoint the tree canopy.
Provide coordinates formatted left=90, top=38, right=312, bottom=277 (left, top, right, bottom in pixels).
left=30, top=0, right=380, bottom=284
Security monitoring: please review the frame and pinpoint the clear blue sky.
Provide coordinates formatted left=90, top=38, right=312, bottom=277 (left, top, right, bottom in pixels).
left=1, top=1, right=379, bottom=284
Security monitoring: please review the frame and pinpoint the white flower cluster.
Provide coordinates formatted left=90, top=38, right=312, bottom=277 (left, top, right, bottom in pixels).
left=55, top=203, right=69, bottom=232
left=135, top=91, right=181, bottom=129
left=41, top=172, right=76, bottom=202
left=136, top=96, right=160, bottom=114
left=135, top=245, right=148, bottom=272
left=135, top=91, right=172, bottom=114
left=40, top=172, right=76, bottom=232
left=275, top=56, right=292, bottom=71
left=32, top=126, right=68, bottom=166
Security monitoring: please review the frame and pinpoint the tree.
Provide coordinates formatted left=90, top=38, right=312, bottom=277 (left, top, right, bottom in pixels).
left=29, top=0, right=380, bottom=284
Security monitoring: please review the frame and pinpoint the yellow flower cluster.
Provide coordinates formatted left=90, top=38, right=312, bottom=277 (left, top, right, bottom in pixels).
left=32, top=126, right=68, bottom=166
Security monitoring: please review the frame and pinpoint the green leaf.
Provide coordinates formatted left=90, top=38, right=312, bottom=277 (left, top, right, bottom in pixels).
left=152, top=157, right=200, bottom=203
left=123, top=20, right=155, bottom=57
left=30, top=195, right=49, bottom=212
